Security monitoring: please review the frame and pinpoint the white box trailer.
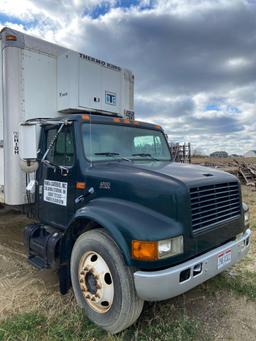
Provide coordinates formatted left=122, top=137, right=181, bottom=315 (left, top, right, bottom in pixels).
left=0, top=27, right=134, bottom=206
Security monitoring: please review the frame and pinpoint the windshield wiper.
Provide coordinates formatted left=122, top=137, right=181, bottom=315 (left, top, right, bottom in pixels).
left=94, top=152, right=132, bottom=162
left=132, top=153, right=160, bottom=161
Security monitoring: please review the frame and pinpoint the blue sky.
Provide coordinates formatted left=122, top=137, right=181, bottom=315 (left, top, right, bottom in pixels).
left=86, top=0, right=154, bottom=18
left=0, top=0, right=255, bottom=155
left=0, top=13, right=38, bottom=28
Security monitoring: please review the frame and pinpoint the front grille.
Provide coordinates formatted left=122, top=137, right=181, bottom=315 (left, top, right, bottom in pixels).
left=190, top=182, right=241, bottom=231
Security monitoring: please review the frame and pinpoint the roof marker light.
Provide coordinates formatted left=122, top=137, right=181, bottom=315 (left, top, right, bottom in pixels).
left=113, top=117, right=121, bottom=123
left=82, top=114, right=90, bottom=121
left=6, top=34, right=17, bottom=41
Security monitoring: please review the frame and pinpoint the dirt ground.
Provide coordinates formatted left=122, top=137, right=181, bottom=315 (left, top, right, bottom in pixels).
left=0, top=208, right=59, bottom=318
left=0, top=186, right=256, bottom=340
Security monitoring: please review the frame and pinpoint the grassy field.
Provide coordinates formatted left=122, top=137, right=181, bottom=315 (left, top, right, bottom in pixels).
left=0, top=186, right=255, bottom=341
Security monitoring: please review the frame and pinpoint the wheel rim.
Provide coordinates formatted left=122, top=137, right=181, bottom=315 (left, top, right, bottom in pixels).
left=78, top=251, right=114, bottom=313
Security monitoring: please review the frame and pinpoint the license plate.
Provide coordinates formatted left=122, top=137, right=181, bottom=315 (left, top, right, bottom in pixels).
left=217, top=249, right=231, bottom=270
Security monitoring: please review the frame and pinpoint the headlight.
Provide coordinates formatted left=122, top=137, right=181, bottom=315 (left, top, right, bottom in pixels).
left=243, top=202, right=250, bottom=227
left=131, top=236, right=184, bottom=261
left=158, top=236, right=184, bottom=259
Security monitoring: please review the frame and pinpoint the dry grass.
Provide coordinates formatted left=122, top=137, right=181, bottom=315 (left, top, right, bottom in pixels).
left=192, top=156, right=256, bottom=166
left=242, top=186, right=256, bottom=228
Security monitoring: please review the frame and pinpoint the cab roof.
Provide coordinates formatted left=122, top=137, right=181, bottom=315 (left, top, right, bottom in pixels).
left=66, top=113, right=163, bottom=131
left=28, top=113, right=162, bottom=131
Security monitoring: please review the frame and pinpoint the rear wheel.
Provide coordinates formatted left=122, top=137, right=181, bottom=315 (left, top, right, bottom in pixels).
left=70, top=229, right=144, bottom=334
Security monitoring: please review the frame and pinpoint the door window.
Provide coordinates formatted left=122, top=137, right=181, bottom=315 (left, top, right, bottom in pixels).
left=46, top=126, right=74, bottom=166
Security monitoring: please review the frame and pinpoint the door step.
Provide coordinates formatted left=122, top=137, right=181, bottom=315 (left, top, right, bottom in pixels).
left=28, top=255, right=47, bottom=269
left=24, top=223, right=63, bottom=270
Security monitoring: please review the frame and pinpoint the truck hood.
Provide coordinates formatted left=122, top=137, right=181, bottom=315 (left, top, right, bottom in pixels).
left=90, top=161, right=238, bottom=196
left=84, top=160, right=242, bottom=269
left=133, top=161, right=236, bottom=186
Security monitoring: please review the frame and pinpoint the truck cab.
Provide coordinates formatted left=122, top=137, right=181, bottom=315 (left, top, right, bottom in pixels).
left=23, top=113, right=250, bottom=333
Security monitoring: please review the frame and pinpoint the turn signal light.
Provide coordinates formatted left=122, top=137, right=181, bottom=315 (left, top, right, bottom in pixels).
left=132, top=236, right=184, bottom=261
left=76, top=182, right=86, bottom=190
left=131, top=240, right=158, bottom=261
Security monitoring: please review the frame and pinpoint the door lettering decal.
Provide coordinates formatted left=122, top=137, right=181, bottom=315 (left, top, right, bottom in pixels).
left=44, top=180, right=68, bottom=206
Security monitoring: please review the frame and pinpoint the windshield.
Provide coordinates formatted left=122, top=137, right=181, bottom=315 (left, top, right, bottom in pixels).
left=82, top=123, right=171, bottom=162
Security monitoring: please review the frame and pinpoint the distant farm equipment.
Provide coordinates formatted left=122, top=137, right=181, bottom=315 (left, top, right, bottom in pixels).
left=169, top=142, right=191, bottom=163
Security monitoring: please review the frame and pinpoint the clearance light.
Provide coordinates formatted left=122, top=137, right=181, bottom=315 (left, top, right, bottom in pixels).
left=113, top=117, right=121, bottom=123
left=82, top=114, right=90, bottom=121
left=123, top=118, right=130, bottom=124
left=132, top=236, right=184, bottom=261
left=6, top=34, right=17, bottom=41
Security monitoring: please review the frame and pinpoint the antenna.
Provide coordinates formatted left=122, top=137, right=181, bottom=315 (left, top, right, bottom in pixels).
left=89, top=112, right=93, bottom=168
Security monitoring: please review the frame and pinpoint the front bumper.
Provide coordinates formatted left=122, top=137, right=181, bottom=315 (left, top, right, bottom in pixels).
left=134, top=228, right=251, bottom=301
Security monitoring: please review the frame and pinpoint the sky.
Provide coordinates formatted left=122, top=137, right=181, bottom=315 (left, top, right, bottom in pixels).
left=0, top=0, right=255, bottom=155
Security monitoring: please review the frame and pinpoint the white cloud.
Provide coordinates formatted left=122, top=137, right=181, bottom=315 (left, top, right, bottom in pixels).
left=0, top=0, right=255, bottom=154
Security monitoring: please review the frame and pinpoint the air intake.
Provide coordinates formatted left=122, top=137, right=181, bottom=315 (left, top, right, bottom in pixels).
left=190, top=182, right=241, bottom=232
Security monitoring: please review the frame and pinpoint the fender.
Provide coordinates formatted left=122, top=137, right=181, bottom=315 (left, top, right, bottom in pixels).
left=64, top=197, right=183, bottom=264
left=58, top=197, right=183, bottom=294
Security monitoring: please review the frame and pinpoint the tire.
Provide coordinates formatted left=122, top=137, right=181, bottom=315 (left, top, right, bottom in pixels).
left=70, top=229, right=144, bottom=334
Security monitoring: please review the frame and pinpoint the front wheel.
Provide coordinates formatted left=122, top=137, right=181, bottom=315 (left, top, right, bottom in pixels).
left=70, top=229, right=144, bottom=334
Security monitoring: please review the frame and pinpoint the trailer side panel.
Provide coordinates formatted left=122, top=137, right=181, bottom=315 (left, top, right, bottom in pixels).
left=23, top=49, right=57, bottom=119
left=0, top=39, right=4, bottom=203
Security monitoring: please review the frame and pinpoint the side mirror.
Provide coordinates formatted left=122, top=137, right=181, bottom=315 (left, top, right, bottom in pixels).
left=19, top=123, right=40, bottom=160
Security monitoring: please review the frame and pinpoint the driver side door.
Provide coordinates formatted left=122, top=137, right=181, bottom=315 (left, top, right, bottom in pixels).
left=38, top=124, right=76, bottom=228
